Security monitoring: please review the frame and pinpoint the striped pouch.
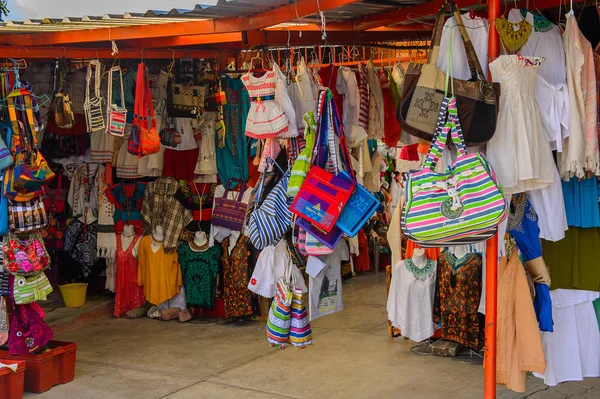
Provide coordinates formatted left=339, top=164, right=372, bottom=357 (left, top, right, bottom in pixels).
left=289, top=287, right=312, bottom=348
left=266, top=277, right=292, bottom=349
left=402, top=97, right=506, bottom=245
left=13, top=272, right=53, bottom=305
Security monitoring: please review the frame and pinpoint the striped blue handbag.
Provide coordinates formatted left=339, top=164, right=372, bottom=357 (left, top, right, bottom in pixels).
left=247, top=160, right=293, bottom=250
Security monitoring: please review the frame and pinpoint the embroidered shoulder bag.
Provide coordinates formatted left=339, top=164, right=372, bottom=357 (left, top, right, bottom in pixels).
left=211, top=179, right=249, bottom=231
left=3, top=232, right=50, bottom=276
left=83, top=59, right=106, bottom=132
left=128, top=63, right=160, bottom=157
left=105, top=66, right=127, bottom=137
left=397, top=1, right=500, bottom=145
left=52, top=58, right=76, bottom=129
left=4, top=88, right=55, bottom=201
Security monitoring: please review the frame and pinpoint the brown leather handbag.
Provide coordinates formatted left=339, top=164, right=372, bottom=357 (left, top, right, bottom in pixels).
left=397, top=1, right=500, bottom=145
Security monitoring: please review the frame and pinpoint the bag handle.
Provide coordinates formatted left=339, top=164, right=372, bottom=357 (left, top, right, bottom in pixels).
left=426, top=1, right=486, bottom=81
left=107, top=66, right=125, bottom=109
left=223, top=178, right=246, bottom=202
left=132, top=63, right=145, bottom=128
left=143, top=69, right=156, bottom=131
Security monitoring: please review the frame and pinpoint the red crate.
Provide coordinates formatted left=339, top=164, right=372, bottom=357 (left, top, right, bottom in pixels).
left=0, top=341, right=76, bottom=393
left=0, top=359, right=26, bottom=399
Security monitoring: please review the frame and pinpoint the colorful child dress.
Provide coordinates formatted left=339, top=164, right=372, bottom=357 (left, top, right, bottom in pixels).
left=242, top=70, right=289, bottom=139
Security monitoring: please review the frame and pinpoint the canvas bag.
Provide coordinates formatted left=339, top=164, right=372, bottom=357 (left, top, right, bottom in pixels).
left=8, top=303, right=53, bottom=355
left=168, top=78, right=206, bottom=119
left=308, top=256, right=343, bottom=321
left=105, top=66, right=127, bottom=137
left=83, top=59, right=106, bottom=132
left=13, top=272, right=53, bottom=305
left=211, top=179, right=249, bottom=231
left=266, top=268, right=293, bottom=349
left=289, top=281, right=312, bottom=348
left=401, top=96, right=506, bottom=245
left=52, top=58, right=76, bottom=129
left=397, top=1, right=500, bottom=146
left=8, top=197, right=48, bottom=233
left=247, top=159, right=293, bottom=250
left=4, top=88, right=55, bottom=201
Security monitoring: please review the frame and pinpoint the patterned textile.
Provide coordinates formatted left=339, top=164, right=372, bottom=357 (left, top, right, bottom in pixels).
left=594, top=44, right=600, bottom=135
left=357, top=63, right=370, bottom=132
left=433, top=251, right=483, bottom=350
left=97, top=168, right=116, bottom=259
left=177, top=243, right=221, bottom=309
left=106, top=182, right=147, bottom=222
left=8, top=198, right=48, bottom=233
left=142, top=177, right=192, bottom=252
left=113, top=234, right=145, bottom=317
left=221, top=236, right=253, bottom=318
left=64, top=220, right=98, bottom=278
left=241, top=70, right=289, bottom=139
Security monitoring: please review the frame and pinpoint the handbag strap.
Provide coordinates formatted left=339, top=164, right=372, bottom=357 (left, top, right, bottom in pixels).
left=6, top=89, right=37, bottom=149
left=107, top=66, right=125, bottom=109
left=223, top=178, right=246, bottom=201
left=427, top=1, right=486, bottom=81
left=86, top=60, right=102, bottom=102
left=133, top=63, right=145, bottom=127
left=143, top=70, right=156, bottom=130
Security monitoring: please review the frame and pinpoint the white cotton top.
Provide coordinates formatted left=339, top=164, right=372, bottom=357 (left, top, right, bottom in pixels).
left=288, top=57, right=317, bottom=134
left=437, top=12, right=489, bottom=80
left=387, top=259, right=438, bottom=342
left=172, top=117, right=199, bottom=151
left=336, top=66, right=368, bottom=147
left=273, top=63, right=299, bottom=138
left=508, top=9, right=569, bottom=152
left=526, top=164, right=568, bottom=242
left=208, top=183, right=253, bottom=254
left=533, top=289, right=600, bottom=386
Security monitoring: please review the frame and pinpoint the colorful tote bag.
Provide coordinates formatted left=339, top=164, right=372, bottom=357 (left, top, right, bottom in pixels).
left=266, top=277, right=292, bottom=349
left=297, top=217, right=340, bottom=252
left=106, top=66, right=127, bottom=137
left=248, top=166, right=294, bottom=251
left=8, top=197, right=48, bottom=233
left=84, top=59, right=106, bottom=132
left=289, top=287, right=312, bottom=348
left=128, top=62, right=160, bottom=157
left=4, top=89, right=55, bottom=201
left=401, top=96, right=506, bottom=245
left=3, top=232, right=51, bottom=276
left=211, top=179, right=249, bottom=231
left=13, top=272, right=53, bottom=305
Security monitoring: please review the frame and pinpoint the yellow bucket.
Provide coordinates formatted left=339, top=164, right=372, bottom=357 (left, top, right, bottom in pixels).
left=59, top=283, right=88, bottom=308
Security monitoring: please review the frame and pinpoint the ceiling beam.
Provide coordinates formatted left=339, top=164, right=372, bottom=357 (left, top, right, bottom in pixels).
left=0, top=46, right=235, bottom=59
left=243, top=30, right=431, bottom=47
left=264, top=22, right=432, bottom=32
left=118, top=32, right=242, bottom=49
left=0, top=0, right=362, bottom=47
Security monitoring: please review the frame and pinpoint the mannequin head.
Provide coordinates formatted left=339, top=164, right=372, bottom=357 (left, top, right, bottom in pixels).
left=194, top=232, right=207, bottom=246
left=152, top=226, right=164, bottom=242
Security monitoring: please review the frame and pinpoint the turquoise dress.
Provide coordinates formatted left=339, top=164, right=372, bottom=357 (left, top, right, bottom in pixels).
left=216, top=77, right=250, bottom=186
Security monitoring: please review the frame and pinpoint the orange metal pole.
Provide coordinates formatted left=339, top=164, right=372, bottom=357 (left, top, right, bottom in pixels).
left=484, top=0, right=500, bottom=397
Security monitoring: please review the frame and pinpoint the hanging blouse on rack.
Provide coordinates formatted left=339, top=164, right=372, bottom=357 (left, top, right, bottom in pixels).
left=559, top=12, right=599, bottom=179
left=486, top=55, right=555, bottom=194
left=366, top=61, right=384, bottom=140
left=336, top=66, right=367, bottom=147
left=242, top=69, right=289, bottom=139
left=379, top=69, right=401, bottom=148
left=162, top=117, right=200, bottom=182
left=273, top=63, right=298, bottom=138
left=437, top=12, right=489, bottom=80
left=106, top=182, right=147, bottom=223
left=433, top=251, right=483, bottom=350
left=561, top=176, right=600, bottom=228
left=387, top=257, right=438, bottom=342
left=193, top=111, right=218, bottom=181
left=526, top=164, right=568, bottom=242
left=508, top=9, right=569, bottom=153
left=115, top=125, right=141, bottom=179
left=317, top=64, right=344, bottom=120
left=288, top=57, right=317, bottom=135
left=67, top=163, right=102, bottom=223
left=175, top=182, right=217, bottom=241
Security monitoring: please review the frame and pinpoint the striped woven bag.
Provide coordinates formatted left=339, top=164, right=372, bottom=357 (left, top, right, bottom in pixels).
left=289, top=286, right=312, bottom=348
left=401, top=96, right=506, bottom=245
left=266, top=277, right=292, bottom=349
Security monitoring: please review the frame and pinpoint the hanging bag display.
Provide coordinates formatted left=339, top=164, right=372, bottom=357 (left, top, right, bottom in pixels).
left=83, top=59, right=106, bottom=132
left=4, top=88, right=55, bottom=201
left=3, top=232, right=50, bottom=276
left=52, top=58, right=76, bottom=129
left=8, top=197, right=48, bottom=233
left=291, top=90, right=355, bottom=233
left=211, top=179, right=249, bottom=231
left=247, top=159, right=294, bottom=251
left=0, top=123, right=14, bottom=171
left=13, top=273, right=53, bottom=305
left=397, top=1, right=500, bottom=145
left=8, top=303, right=53, bottom=355
left=266, top=265, right=293, bottom=349
left=105, top=66, right=127, bottom=137
left=128, top=62, right=160, bottom=157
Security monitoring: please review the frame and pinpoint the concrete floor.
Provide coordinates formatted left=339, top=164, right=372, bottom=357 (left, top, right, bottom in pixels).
left=26, top=273, right=599, bottom=399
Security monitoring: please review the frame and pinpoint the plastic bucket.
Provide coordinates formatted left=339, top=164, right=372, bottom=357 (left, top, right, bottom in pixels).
left=59, top=283, right=88, bottom=308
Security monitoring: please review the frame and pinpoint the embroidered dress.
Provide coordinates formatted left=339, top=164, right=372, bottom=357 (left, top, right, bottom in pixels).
left=175, top=182, right=217, bottom=241
left=486, top=55, right=555, bottom=194
left=106, top=182, right=147, bottom=223
left=434, top=251, right=483, bottom=350
left=242, top=70, right=289, bottom=139
left=387, top=257, right=437, bottom=342
left=221, top=236, right=253, bottom=318
left=177, top=244, right=221, bottom=309
left=114, top=234, right=145, bottom=317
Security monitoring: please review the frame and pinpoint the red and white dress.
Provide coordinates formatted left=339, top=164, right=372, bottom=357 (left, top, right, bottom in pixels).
left=242, top=70, right=289, bottom=139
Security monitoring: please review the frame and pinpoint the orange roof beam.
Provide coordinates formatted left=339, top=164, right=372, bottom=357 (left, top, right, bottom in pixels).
left=0, top=46, right=235, bottom=59
left=119, top=32, right=242, bottom=49
left=264, top=23, right=433, bottom=32
left=0, top=0, right=363, bottom=47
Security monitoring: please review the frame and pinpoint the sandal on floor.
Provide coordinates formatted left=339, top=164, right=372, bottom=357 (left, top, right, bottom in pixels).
left=160, top=308, right=180, bottom=321
left=147, top=306, right=162, bottom=319
left=178, top=308, right=192, bottom=323
left=127, top=303, right=151, bottom=319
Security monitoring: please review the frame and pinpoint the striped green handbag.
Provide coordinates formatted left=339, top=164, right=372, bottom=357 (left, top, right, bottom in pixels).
left=401, top=97, right=506, bottom=245
left=13, top=272, right=53, bottom=305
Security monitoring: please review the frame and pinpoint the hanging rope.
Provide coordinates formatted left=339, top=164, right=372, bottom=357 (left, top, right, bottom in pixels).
left=316, top=0, right=327, bottom=41
left=294, top=1, right=303, bottom=38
